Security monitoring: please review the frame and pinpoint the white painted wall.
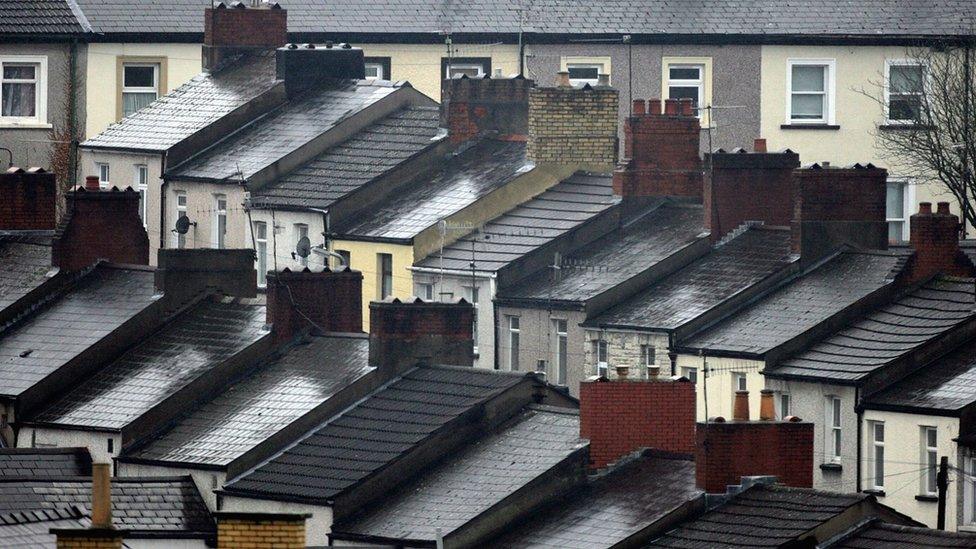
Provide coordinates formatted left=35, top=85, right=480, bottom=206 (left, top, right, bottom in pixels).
left=19, top=426, right=119, bottom=464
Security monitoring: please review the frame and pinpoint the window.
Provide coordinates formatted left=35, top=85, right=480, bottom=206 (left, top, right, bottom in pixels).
left=294, top=224, right=309, bottom=266
left=1, top=56, right=46, bottom=124
left=828, top=396, right=842, bottom=463
left=378, top=253, right=393, bottom=299
left=968, top=457, right=976, bottom=525
left=886, top=62, right=924, bottom=124
left=779, top=393, right=791, bottom=419
left=467, top=286, right=479, bottom=352
left=107, top=438, right=114, bottom=454
left=870, top=421, right=885, bottom=489
left=593, top=339, right=609, bottom=377
left=416, top=282, right=434, bottom=300
left=787, top=60, right=835, bottom=124
left=922, top=427, right=938, bottom=496
left=567, top=64, right=602, bottom=86
left=553, top=319, right=568, bottom=384
left=641, top=344, right=655, bottom=368
left=122, top=64, right=159, bottom=117
left=733, top=372, right=747, bottom=392
left=443, top=57, right=490, bottom=80
left=175, top=192, right=188, bottom=249
left=254, top=221, right=268, bottom=287
left=666, top=64, right=704, bottom=115
left=886, top=180, right=913, bottom=242
left=682, top=367, right=698, bottom=384
left=364, top=57, right=391, bottom=80
left=507, top=316, right=520, bottom=371
left=135, top=165, right=148, bottom=227
left=96, top=163, right=110, bottom=188
left=213, top=195, right=227, bottom=249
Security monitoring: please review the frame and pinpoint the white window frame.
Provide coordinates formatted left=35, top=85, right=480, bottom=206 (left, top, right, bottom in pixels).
left=884, top=59, right=926, bottom=125
left=870, top=421, right=885, bottom=490
left=121, top=63, right=160, bottom=118
left=0, top=55, right=48, bottom=126
left=135, top=164, right=148, bottom=227
left=778, top=393, right=791, bottom=419
left=682, top=367, right=698, bottom=384
left=416, top=282, right=433, bottom=300
left=96, top=162, right=110, bottom=189
left=553, top=319, right=568, bottom=384
left=828, top=396, right=842, bottom=463
left=594, top=339, right=608, bottom=378
left=921, top=426, right=938, bottom=496
left=294, top=223, right=309, bottom=266
left=253, top=221, right=268, bottom=287
left=175, top=191, right=188, bottom=249
left=507, top=315, right=520, bottom=372
left=213, top=194, right=227, bottom=249
left=733, top=372, right=747, bottom=392
left=446, top=63, right=486, bottom=80
left=786, top=58, right=836, bottom=125
left=666, top=64, right=704, bottom=118
left=566, top=63, right=605, bottom=86
left=364, top=62, right=385, bottom=80
left=886, top=179, right=915, bottom=242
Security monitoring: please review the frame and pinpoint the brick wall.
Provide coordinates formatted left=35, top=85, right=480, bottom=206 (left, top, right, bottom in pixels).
left=216, top=514, right=306, bottom=549
left=579, top=378, right=695, bottom=470
left=266, top=267, right=364, bottom=343
left=53, top=529, right=124, bottom=549
left=154, top=248, right=258, bottom=305
left=613, top=98, right=702, bottom=200
left=369, top=298, right=474, bottom=372
left=0, top=167, right=57, bottom=230
left=908, top=202, right=974, bottom=282
left=51, top=187, right=149, bottom=272
left=695, top=419, right=814, bottom=493
left=527, top=84, right=619, bottom=170
left=441, top=76, right=533, bottom=144
left=203, top=4, right=287, bottom=70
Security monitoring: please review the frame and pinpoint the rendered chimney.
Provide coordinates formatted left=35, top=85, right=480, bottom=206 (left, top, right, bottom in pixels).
left=368, top=298, right=474, bottom=373
left=759, top=389, right=775, bottom=421
left=91, top=462, right=111, bottom=528
left=0, top=167, right=57, bottom=231
left=732, top=390, right=750, bottom=421
left=276, top=43, right=366, bottom=98
left=441, top=75, right=534, bottom=144
left=266, top=267, right=364, bottom=344
left=203, top=2, right=287, bottom=71
left=908, top=201, right=974, bottom=282
left=215, top=512, right=307, bottom=549
left=51, top=185, right=150, bottom=271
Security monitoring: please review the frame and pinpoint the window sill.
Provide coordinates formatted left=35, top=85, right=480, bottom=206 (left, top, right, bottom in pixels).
left=780, top=124, right=840, bottom=130
left=863, top=489, right=886, bottom=497
left=820, top=463, right=843, bottom=472
left=915, top=494, right=939, bottom=503
left=879, top=124, right=935, bottom=131
left=0, top=122, right=52, bottom=129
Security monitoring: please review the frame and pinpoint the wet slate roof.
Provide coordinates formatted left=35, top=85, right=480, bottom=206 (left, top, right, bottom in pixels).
left=832, top=521, right=976, bottom=548
left=70, top=0, right=975, bottom=37
left=0, top=506, right=94, bottom=548
left=494, top=454, right=700, bottom=549
left=768, top=277, right=976, bottom=383
left=681, top=251, right=906, bottom=357
left=250, top=105, right=443, bottom=211
left=649, top=484, right=868, bottom=548
left=32, top=299, right=268, bottom=431
left=336, top=140, right=532, bottom=241
left=863, top=337, right=976, bottom=414
left=499, top=203, right=705, bottom=304
left=0, top=238, right=53, bottom=312
left=0, top=448, right=91, bottom=478
left=416, top=172, right=618, bottom=273
left=588, top=227, right=796, bottom=332
left=222, top=365, right=527, bottom=503
left=333, top=406, right=585, bottom=543
left=0, top=265, right=158, bottom=398
left=0, top=0, right=86, bottom=35
left=81, top=53, right=278, bottom=152
left=168, top=80, right=403, bottom=182
left=126, top=334, right=373, bottom=468
left=0, top=477, right=213, bottom=534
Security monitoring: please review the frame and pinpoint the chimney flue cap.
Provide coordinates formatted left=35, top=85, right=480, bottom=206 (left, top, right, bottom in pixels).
left=937, top=201, right=951, bottom=214
left=754, top=138, right=767, bottom=152
left=919, top=202, right=933, bottom=214
left=84, top=175, right=100, bottom=191
left=556, top=71, right=571, bottom=87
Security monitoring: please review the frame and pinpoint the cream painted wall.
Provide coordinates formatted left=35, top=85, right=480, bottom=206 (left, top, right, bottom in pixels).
left=330, top=239, right=415, bottom=330
left=675, top=354, right=765, bottom=422
left=166, top=181, right=248, bottom=252
left=220, top=494, right=333, bottom=547
left=84, top=43, right=203, bottom=138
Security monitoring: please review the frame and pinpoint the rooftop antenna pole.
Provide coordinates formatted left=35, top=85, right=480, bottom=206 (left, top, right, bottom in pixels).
left=270, top=208, right=278, bottom=272
left=237, top=164, right=257, bottom=254
left=438, top=220, right=446, bottom=300
left=700, top=349, right=709, bottom=420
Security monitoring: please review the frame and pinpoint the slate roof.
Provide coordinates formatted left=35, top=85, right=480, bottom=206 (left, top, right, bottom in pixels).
left=0, top=237, right=54, bottom=313
left=0, top=265, right=158, bottom=398
left=125, top=334, right=373, bottom=468
left=222, top=365, right=528, bottom=503
left=332, top=406, right=585, bottom=543
left=0, top=0, right=87, bottom=35
left=649, top=484, right=869, bottom=548
left=499, top=203, right=705, bottom=304
left=69, top=0, right=976, bottom=38
left=80, top=53, right=278, bottom=152
left=768, top=277, right=976, bottom=383
left=31, top=298, right=268, bottom=431
left=0, top=448, right=91, bottom=479
left=681, top=251, right=906, bottom=357
left=168, top=80, right=403, bottom=182
left=494, top=454, right=700, bottom=549
left=250, top=105, right=443, bottom=211
left=587, top=226, right=796, bottom=331
left=0, top=476, right=213, bottom=534
left=831, top=521, right=976, bottom=548
left=0, top=506, right=93, bottom=549
left=863, top=337, right=976, bottom=414
left=336, top=140, right=532, bottom=241
left=416, top=172, right=618, bottom=273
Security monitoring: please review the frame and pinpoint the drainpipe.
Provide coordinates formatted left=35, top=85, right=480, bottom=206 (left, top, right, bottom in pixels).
left=159, top=153, right=168, bottom=250
left=855, top=386, right=862, bottom=493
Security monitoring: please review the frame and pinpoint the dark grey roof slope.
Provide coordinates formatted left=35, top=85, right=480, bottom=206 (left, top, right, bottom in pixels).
left=168, top=80, right=402, bottom=182
left=0, top=0, right=86, bottom=35
left=831, top=521, right=976, bottom=548
left=222, top=365, right=528, bottom=503
left=32, top=299, right=268, bottom=430
left=588, top=227, right=796, bottom=331
left=649, top=484, right=868, bottom=548
left=0, top=477, right=213, bottom=534
left=336, top=140, right=531, bottom=241
left=333, top=407, right=585, bottom=543
left=126, top=334, right=373, bottom=468
left=863, top=337, right=976, bottom=414
left=768, top=277, right=976, bottom=383
left=251, top=105, right=442, bottom=211
left=494, top=454, right=700, bottom=549
left=0, top=448, right=91, bottom=478
left=0, top=506, right=93, bottom=548
left=500, top=203, right=705, bottom=304
left=0, top=237, right=53, bottom=312
left=417, top=172, right=618, bottom=273
left=0, top=265, right=158, bottom=398
left=81, top=53, right=277, bottom=152
left=681, top=251, right=905, bottom=356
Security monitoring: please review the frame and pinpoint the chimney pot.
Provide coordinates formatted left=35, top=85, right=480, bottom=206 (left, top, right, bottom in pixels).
left=615, top=364, right=630, bottom=379
left=648, top=98, right=662, bottom=115
left=679, top=98, right=694, bottom=116
left=556, top=71, right=571, bottom=87
left=647, top=364, right=660, bottom=378
left=664, top=98, right=679, bottom=115
left=919, top=202, right=933, bottom=214
left=753, top=138, right=767, bottom=152
left=937, top=201, right=951, bottom=214
left=733, top=390, right=750, bottom=421
left=85, top=175, right=100, bottom=191
left=759, top=389, right=775, bottom=421
left=632, top=99, right=646, bottom=115
left=91, top=463, right=112, bottom=529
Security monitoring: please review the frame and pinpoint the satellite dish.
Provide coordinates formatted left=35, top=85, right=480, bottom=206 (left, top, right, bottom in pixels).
left=295, top=236, right=311, bottom=259
left=174, top=216, right=193, bottom=235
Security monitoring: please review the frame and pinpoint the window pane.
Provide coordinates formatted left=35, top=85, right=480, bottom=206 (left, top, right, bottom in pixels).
left=449, top=65, right=483, bottom=78
left=875, top=423, right=884, bottom=442
left=890, top=65, right=923, bottom=94
left=1, top=83, right=36, bottom=116
left=888, top=220, right=905, bottom=242
left=792, top=65, right=825, bottom=92
left=886, top=182, right=905, bottom=219
left=568, top=66, right=600, bottom=81
left=889, top=96, right=920, bottom=121
left=122, top=92, right=157, bottom=117
left=668, top=86, right=700, bottom=105
left=875, top=446, right=884, bottom=486
left=669, top=67, right=701, bottom=80
left=124, top=65, right=155, bottom=88
left=928, top=428, right=937, bottom=447
left=364, top=63, right=383, bottom=79
left=3, top=64, right=36, bottom=80
left=791, top=94, right=825, bottom=119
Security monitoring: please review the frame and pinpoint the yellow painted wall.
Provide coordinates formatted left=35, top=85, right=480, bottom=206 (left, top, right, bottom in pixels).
left=331, top=239, right=415, bottom=330
left=84, top=43, right=203, bottom=138
left=675, top=354, right=765, bottom=422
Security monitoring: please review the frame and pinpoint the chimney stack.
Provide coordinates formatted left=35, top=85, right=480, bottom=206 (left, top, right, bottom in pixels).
left=0, top=167, right=57, bottom=231
left=368, top=298, right=474, bottom=373
left=907, top=201, right=974, bottom=282
left=203, top=2, right=287, bottom=71
left=441, top=75, right=534, bottom=145
left=266, top=267, right=364, bottom=344
left=276, top=43, right=367, bottom=98
left=154, top=249, right=258, bottom=306
left=91, top=462, right=111, bottom=528
left=50, top=462, right=124, bottom=549
left=215, top=512, right=308, bottom=549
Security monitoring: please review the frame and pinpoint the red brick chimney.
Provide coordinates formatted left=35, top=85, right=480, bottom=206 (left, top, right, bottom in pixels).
left=266, top=267, right=364, bottom=344
left=703, top=142, right=800, bottom=242
left=907, top=201, right=974, bottom=283
left=613, top=98, right=703, bottom=203
left=203, top=2, right=288, bottom=71
left=791, top=163, right=888, bottom=264
left=0, top=167, right=57, bottom=231
left=579, top=377, right=695, bottom=470
left=441, top=75, right=534, bottom=145
left=51, top=181, right=150, bottom=271
left=368, top=298, right=474, bottom=373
